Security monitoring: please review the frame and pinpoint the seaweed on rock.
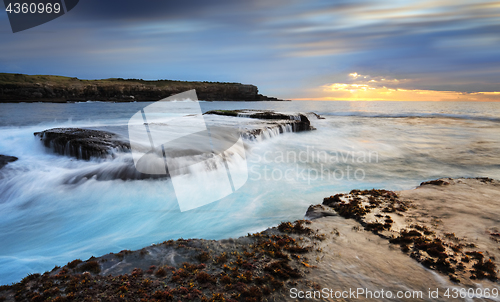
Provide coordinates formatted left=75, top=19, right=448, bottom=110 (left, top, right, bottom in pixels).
left=0, top=219, right=323, bottom=302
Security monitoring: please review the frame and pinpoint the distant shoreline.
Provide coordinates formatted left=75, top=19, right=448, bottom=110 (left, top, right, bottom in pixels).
left=0, top=73, right=289, bottom=103
left=0, top=99, right=290, bottom=104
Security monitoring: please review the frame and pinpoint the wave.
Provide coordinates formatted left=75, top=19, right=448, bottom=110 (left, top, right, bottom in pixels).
left=170, top=99, right=207, bottom=103
left=75, top=101, right=108, bottom=104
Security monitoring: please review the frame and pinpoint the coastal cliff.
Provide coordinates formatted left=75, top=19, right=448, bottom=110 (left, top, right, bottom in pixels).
left=0, top=73, right=286, bottom=103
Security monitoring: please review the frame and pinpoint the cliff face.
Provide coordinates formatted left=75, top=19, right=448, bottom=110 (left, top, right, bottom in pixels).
left=0, top=73, right=285, bottom=102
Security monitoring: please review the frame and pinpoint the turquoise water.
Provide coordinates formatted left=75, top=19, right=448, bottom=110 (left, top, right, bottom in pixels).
left=0, top=100, right=499, bottom=285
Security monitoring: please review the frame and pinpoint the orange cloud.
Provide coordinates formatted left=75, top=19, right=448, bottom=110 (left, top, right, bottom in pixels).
left=293, top=73, right=500, bottom=101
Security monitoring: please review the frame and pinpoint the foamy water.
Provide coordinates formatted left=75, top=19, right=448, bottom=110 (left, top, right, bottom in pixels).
left=0, top=101, right=499, bottom=285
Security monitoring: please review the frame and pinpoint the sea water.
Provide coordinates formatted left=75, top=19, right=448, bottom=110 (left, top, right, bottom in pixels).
left=0, top=100, right=499, bottom=285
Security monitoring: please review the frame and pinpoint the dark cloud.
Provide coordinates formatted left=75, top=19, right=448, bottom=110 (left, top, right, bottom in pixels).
left=70, top=0, right=234, bottom=21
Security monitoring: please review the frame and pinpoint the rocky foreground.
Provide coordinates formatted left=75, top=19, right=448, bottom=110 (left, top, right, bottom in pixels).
left=0, top=220, right=323, bottom=302
left=1, top=178, right=499, bottom=301
left=0, top=73, right=286, bottom=103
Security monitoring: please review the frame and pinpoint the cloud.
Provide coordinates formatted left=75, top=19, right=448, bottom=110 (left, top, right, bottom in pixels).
left=0, top=0, right=499, bottom=98
left=302, top=72, right=500, bottom=101
left=338, top=72, right=412, bottom=89
left=68, top=0, right=235, bottom=22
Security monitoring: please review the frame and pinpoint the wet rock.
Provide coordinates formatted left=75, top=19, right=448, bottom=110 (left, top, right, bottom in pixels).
left=305, top=204, right=337, bottom=220
left=420, top=179, right=451, bottom=186
left=34, top=128, right=130, bottom=160
left=205, top=109, right=311, bottom=121
left=0, top=155, right=18, bottom=169
left=306, top=112, right=325, bottom=119
left=204, top=109, right=316, bottom=134
left=475, top=177, right=494, bottom=183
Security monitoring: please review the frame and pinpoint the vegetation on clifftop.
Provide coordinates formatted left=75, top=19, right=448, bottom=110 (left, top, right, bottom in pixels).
left=0, top=73, right=285, bottom=102
left=0, top=73, right=240, bottom=87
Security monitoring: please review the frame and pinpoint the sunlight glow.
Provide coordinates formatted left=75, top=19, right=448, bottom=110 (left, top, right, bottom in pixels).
left=294, top=72, right=500, bottom=101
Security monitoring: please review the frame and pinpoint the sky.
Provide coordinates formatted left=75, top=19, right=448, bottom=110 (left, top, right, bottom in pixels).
left=0, top=0, right=499, bottom=101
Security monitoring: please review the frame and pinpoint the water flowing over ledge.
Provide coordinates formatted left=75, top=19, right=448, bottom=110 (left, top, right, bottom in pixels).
left=204, top=109, right=317, bottom=140
left=30, top=110, right=319, bottom=183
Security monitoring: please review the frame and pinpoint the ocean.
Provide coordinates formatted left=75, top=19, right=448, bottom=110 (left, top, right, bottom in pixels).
left=0, top=100, right=499, bottom=285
